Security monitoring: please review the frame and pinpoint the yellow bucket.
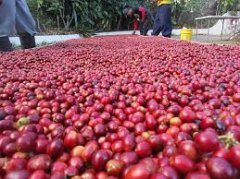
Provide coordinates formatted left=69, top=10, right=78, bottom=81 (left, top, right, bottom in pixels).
left=180, top=28, right=192, bottom=41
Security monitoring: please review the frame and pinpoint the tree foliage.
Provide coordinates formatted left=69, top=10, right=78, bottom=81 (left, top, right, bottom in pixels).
left=218, top=0, right=240, bottom=14
left=27, top=0, right=148, bottom=32
left=27, top=0, right=239, bottom=33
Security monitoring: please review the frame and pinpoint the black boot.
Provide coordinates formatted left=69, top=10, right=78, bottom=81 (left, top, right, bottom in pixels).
left=0, top=36, right=13, bottom=52
left=19, top=34, right=36, bottom=49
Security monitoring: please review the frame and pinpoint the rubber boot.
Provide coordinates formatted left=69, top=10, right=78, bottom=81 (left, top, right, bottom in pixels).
left=0, top=36, right=13, bottom=52
left=19, top=34, right=36, bottom=49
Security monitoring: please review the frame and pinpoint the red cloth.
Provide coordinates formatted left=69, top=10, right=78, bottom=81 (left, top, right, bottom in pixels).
left=133, top=6, right=147, bottom=30
left=139, top=6, right=146, bottom=21
left=133, top=19, right=139, bottom=30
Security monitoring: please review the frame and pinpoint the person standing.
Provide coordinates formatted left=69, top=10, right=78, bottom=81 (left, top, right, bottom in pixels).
left=0, top=0, right=36, bottom=52
left=151, top=0, right=172, bottom=37
left=123, top=5, right=152, bottom=36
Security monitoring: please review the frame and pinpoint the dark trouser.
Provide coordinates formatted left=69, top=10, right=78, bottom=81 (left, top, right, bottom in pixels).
left=152, top=4, right=172, bottom=37
left=140, top=13, right=152, bottom=36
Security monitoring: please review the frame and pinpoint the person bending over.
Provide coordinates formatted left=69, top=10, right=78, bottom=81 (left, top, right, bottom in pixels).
left=123, top=5, right=152, bottom=36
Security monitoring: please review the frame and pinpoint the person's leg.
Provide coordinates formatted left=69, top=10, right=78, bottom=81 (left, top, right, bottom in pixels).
left=139, top=21, right=144, bottom=35
left=19, top=33, right=36, bottom=49
left=142, top=15, right=151, bottom=36
left=160, top=4, right=172, bottom=38
left=142, top=21, right=147, bottom=36
left=151, top=7, right=162, bottom=36
left=0, top=36, right=13, bottom=52
left=0, top=0, right=16, bottom=51
left=16, top=0, right=36, bottom=49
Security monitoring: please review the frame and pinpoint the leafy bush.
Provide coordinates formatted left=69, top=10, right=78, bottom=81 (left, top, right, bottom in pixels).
left=27, top=0, right=239, bottom=34
left=27, top=0, right=152, bottom=33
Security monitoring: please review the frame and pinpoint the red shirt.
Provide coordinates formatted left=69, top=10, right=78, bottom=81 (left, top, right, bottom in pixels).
left=133, top=6, right=147, bottom=30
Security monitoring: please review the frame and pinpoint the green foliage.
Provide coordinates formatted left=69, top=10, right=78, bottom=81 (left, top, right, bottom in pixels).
left=218, top=0, right=240, bottom=14
left=27, top=0, right=240, bottom=33
left=173, top=0, right=240, bottom=28
left=27, top=0, right=151, bottom=32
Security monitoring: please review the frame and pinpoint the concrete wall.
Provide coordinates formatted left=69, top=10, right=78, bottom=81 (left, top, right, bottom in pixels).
left=10, top=34, right=81, bottom=46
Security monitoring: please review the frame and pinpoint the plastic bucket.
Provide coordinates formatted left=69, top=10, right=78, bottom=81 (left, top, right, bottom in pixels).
left=180, top=29, right=192, bottom=41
